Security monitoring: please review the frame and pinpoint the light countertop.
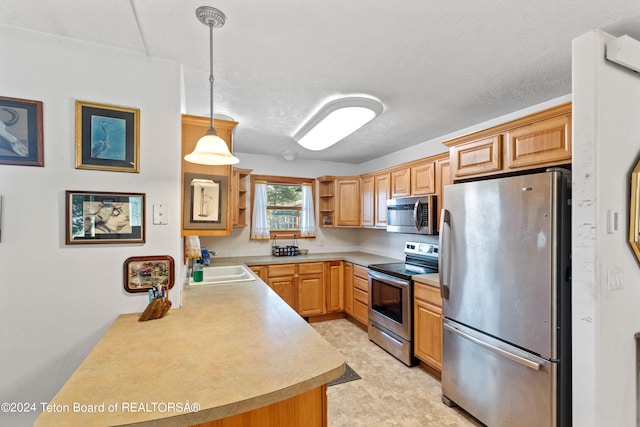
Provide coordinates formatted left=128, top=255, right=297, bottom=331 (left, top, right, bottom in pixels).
left=35, top=279, right=345, bottom=427
left=413, top=273, right=440, bottom=287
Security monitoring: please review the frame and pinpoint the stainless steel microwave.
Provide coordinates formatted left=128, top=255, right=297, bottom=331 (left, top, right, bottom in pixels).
left=386, top=195, right=438, bottom=235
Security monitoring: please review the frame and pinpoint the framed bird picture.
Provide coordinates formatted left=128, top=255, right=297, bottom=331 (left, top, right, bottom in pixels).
left=75, top=100, right=140, bottom=173
left=0, top=96, right=44, bottom=167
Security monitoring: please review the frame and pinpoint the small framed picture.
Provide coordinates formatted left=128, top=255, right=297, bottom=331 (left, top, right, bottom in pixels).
left=183, top=172, right=229, bottom=231
left=0, top=96, right=44, bottom=167
left=123, top=255, right=175, bottom=293
left=75, top=100, right=140, bottom=173
left=65, top=190, right=145, bottom=244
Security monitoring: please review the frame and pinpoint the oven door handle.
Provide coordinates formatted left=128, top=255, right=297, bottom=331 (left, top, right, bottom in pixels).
left=438, top=208, right=451, bottom=300
left=368, top=270, right=410, bottom=287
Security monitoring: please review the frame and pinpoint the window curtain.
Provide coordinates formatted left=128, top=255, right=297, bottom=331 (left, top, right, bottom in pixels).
left=251, top=181, right=270, bottom=240
left=300, top=183, right=316, bottom=237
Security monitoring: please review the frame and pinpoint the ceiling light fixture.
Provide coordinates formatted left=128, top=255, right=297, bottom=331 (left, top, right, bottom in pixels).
left=293, top=96, right=383, bottom=151
left=184, top=6, right=239, bottom=165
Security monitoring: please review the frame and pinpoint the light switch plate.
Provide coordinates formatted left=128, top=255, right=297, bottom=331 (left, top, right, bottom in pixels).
left=607, top=266, right=624, bottom=291
left=153, top=203, right=168, bottom=225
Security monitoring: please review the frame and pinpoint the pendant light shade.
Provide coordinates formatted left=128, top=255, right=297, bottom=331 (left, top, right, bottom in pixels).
left=185, top=6, right=239, bottom=166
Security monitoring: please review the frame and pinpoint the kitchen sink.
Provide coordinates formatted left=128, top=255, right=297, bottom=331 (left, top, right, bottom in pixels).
left=189, top=264, right=255, bottom=285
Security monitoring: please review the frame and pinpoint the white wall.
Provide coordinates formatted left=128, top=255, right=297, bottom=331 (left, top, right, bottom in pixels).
left=0, top=26, right=182, bottom=426
left=572, top=29, right=640, bottom=426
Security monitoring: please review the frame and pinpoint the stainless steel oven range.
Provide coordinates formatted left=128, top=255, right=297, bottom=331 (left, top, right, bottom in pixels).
left=368, top=242, right=439, bottom=366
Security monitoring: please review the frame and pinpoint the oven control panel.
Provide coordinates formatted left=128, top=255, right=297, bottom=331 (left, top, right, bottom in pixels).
left=404, top=241, right=438, bottom=257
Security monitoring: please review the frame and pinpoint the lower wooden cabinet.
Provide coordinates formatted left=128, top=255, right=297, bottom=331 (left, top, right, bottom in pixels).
left=352, top=264, right=369, bottom=326
left=298, top=263, right=325, bottom=316
left=413, top=282, right=442, bottom=372
left=267, top=264, right=297, bottom=311
left=256, top=262, right=345, bottom=319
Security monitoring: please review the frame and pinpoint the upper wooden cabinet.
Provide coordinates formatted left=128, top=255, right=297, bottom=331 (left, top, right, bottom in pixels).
left=232, top=167, right=252, bottom=227
left=181, top=114, right=238, bottom=236
left=435, top=156, right=452, bottom=231
left=360, top=175, right=375, bottom=227
left=446, top=103, right=571, bottom=180
left=391, top=167, right=411, bottom=197
left=374, top=172, right=391, bottom=228
left=317, top=176, right=361, bottom=227
left=411, top=161, right=436, bottom=195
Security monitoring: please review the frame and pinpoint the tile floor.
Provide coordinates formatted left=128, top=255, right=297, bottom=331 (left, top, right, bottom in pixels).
left=312, top=318, right=483, bottom=427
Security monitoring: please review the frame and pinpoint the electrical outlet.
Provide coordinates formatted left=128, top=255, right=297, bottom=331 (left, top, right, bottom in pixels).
left=607, top=266, right=624, bottom=291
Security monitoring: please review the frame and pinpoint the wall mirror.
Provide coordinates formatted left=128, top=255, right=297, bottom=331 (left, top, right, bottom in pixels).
left=630, top=160, right=640, bottom=261
left=183, top=172, right=228, bottom=231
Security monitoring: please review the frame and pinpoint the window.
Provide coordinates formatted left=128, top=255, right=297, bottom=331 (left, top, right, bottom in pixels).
left=250, top=175, right=316, bottom=239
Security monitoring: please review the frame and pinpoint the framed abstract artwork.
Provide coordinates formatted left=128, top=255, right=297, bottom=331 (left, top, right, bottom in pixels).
left=0, top=96, right=44, bottom=167
left=75, top=100, right=140, bottom=173
left=65, top=190, right=145, bottom=244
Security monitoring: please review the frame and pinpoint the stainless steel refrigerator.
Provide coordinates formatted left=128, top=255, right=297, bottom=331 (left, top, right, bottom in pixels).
left=438, top=169, right=571, bottom=427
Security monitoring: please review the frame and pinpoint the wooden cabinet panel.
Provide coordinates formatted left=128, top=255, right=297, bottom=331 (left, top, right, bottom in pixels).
left=374, top=173, right=390, bottom=228
left=391, top=167, right=411, bottom=198
left=249, top=265, right=268, bottom=281
left=413, top=282, right=442, bottom=372
left=267, top=276, right=297, bottom=311
left=343, top=262, right=354, bottom=316
left=411, top=161, right=436, bottom=195
left=181, top=115, right=236, bottom=237
left=336, top=178, right=361, bottom=227
left=232, top=168, right=252, bottom=227
left=325, top=261, right=344, bottom=313
left=451, top=134, right=502, bottom=179
left=268, top=264, right=297, bottom=277
left=505, top=114, right=571, bottom=170
left=435, top=157, right=451, bottom=232
left=361, top=175, right=375, bottom=227
left=298, top=273, right=324, bottom=316
left=353, top=300, right=369, bottom=326
left=298, top=262, right=324, bottom=275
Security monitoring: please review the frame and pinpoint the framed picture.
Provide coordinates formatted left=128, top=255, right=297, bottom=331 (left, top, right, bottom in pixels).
left=183, top=172, right=228, bottom=231
left=65, top=190, right=145, bottom=244
left=0, top=96, right=44, bottom=167
left=123, top=255, right=175, bottom=293
left=75, top=100, right=140, bottom=173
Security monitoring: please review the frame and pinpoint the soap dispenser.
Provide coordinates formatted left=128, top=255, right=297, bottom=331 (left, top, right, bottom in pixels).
left=193, top=260, right=204, bottom=282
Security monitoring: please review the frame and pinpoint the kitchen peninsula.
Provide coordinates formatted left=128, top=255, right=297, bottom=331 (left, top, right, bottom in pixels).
left=34, top=276, right=346, bottom=426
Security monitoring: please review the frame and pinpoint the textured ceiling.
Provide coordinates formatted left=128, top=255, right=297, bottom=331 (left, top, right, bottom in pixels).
left=2, top=0, right=640, bottom=164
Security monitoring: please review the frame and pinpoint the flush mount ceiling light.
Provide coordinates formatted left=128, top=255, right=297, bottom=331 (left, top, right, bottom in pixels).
left=293, top=96, right=384, bottom=151
left=184, top=6, right=239, bottom=165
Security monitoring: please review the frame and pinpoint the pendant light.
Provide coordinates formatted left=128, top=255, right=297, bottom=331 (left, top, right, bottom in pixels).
left=184, top=6, right=239, bottom=165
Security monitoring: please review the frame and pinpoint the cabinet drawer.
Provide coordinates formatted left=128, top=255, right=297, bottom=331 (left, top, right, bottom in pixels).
left=268, top=264, right=296, bottom=277
left=353, top=287, right=368, bottom=304
left=353, top=300, right=369, bottom=325
left=414, top=282, right=442, bottom=309
left=354, top=276, right=369, bottom=293
left=298, top=262, right=324, bottom=274
left=353, top=264, right=369, bottom=280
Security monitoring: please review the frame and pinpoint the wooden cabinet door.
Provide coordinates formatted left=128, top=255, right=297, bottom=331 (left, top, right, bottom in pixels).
left=298, top=273, right=325, bottom=316
left=414, top=299, right=442, bottom=371
left=391, top=167, right=411, bottom=198
left=267, top=264, right=297, bottom=310
left=267, top=276, right=297, bottom=311
left=336, top=178, right=361, bottom=227
left=413, top=283, right=442, bottom=372
left=343, top=262, right=354, bottom=316
left=411, top=161, right=436, bottom=195
left=374, top=173, right=390, bottom=228
left=249, top=265, right=268, bottom=281
left=505, top=114, right=571, bottom=170
left=325, top=261, right=344, bottom=313
left=361, top=175, right=375, bottom=227
left=450, top=134, right=502, bottom=179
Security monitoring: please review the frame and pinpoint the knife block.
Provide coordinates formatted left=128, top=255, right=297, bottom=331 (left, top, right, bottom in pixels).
left=138, top=298, right=172, bottom=322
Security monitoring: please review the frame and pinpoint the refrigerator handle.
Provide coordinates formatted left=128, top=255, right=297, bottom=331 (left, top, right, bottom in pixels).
left=443, top=322, right=542, bottom=371
left=439, top=208, right=451, bottom=300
